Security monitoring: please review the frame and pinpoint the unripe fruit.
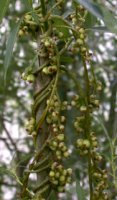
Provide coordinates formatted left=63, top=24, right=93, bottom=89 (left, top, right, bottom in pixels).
left=18, top=30, right=24, bottom=37
left=27, top=74, right=35, bottom=83
left=42, top=67, right=49, bottom=75
left=83, top=139, right=90, bottom=148
left=67, top=168, right=72, bottom=175
left=30, top=118, right=35, bottom=125
left=59, top=142, right=64, bottom=148
left=63, top=151, right=69, bottom=158
left=60, top=116, right=66, bottom=122
left=77, top=39, right=84, bottom=45
left=76, top=139, right=83, bottom=147
left=25, top=14, right=32, bottom=21
left=61, top=146, right=67, bottom=152
left=59, top=125, right=65, bottom=131
left=56, top=150, right=61, bottom=157
left=81, top=47, right=87, bottom=52
left=66, top=177, right=72, bottom=183
left=79, top=28, right=85, bottom=34
left=57, top=134, right=65, bottom=141
left=71, top=100, right=76, bottom=106
left=59, top=175, right=65, bottom=182
left=44, top=40, right=50, bottom=47
left=62, top=169, right=67, bottom=176
left=53, top=180, right=58, bottom=185
left=57, top=186, right=64, bottom=192
left=32, top=131, right=37, bottom=136
left=58, top=32, right=64, bottom=38
left=55, top=172, right=60, bottom=178
left=80, top=33, right=85, bottom=39
left=80, top=106, right=87, bottom=112
left=49, top=171, right=55, bottom=177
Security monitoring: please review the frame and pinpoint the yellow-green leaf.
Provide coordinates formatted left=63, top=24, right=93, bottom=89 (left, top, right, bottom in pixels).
left=4, top=20, right=22, bottom=84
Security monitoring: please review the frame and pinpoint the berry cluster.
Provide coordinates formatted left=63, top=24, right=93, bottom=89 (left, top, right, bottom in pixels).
left=21, top=67, right=35, bottom=83
left=49, top=162, right=72, bottom=192
left=46, top=94, right=70, bottom=160
left=18, top=13, right=38, bottom=37
left=24, top=117, right=36, bottom=137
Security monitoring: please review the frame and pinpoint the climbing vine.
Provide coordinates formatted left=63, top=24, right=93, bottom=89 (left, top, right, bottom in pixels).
left=17, top=0, right=109, bottom=199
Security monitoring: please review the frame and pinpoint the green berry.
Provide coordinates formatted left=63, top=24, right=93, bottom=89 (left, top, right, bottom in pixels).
left=67, top=168, right=72, bottom=175
left=63, top=151, right=69, bottom=158
left=83, top=139, right=90, bottom=148
left=59, top=175, right=65, bottom=182
left=49, top=171, right=55, bottom=177
left=77, top=39, right=84, bottom=45
left=27, top=74, right=35, bottom=83
left=57, top=134, right=65, bottom=141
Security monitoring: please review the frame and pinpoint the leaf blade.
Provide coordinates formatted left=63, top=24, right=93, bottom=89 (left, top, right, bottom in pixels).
left=4, top=20, right=21, bottom=84
left=76, top=180, right=86, bottom=200
left=0, top=0, right=10, bottom=23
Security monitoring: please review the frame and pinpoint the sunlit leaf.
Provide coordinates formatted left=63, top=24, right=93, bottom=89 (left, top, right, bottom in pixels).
left=0, top=0, right=10, bottom=23
left=4, top=20, right=22, bottom=84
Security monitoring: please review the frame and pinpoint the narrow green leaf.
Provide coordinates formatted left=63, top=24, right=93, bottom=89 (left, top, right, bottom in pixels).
left=74, top=0, right=103, bottom=20
left=76, top=180, right=86, bottom=200
left=4, top=20, right=22, bottom=84
left=89, top=26, right=110, bottom=32
left=0, top=0, right=10, bottom=23
left=100, top=6, right=117, bottom=34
